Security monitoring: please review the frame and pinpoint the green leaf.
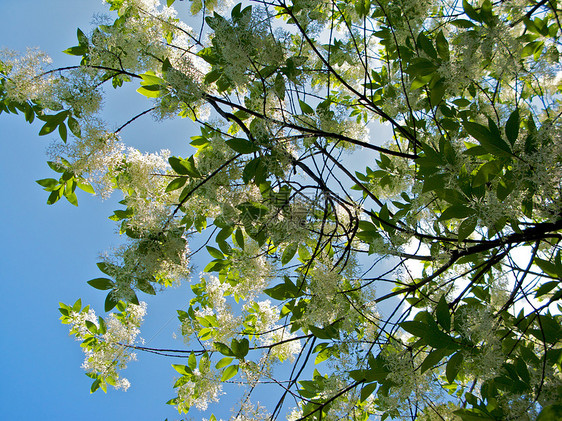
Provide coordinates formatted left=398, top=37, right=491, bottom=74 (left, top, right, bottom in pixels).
left=215, top=357, right=234, bottom=369
left=137, top=279, right=156, bottom=295
left=169, top=156, right=201, bottom=178
left=537, top=404, right=562, bottom=421
left=77, top=182, right=95, bottom=194
left=77, top=28, right=88, bottom=46
left=360, top=382, right=377, bottom=402
left=234, top=228, right=245, bottom=250
left=39, top=121, right=58, bottom=136
left=282, top=242, right=298, bottom=265
left=421, top=348, right=453, bottom=373
left=439, top=205, right=475, bottom=221
left=426, top=329, right=455, bottom=348
left=446, top=352, right=464, bottom=383
left=226, top=138, right=259, bottom=154
left=63, top=46, right=87, bottom=56
left=188, top=352, right=197, bottom=370
left=299, top=100, right=314, bottom=115
left=534, top=315, right=562, bottom=344
left=97, top=261, right=119, bottom=276
left=214, top=342, right=234, bottom=356
left=430, top=77, right=446, bottom=105
left=453, top=409, right=495, bottom=420
left=237, top=202, right=269, bottom=220
left=104, top=292, right=119, bottom=312
left=401, top=321, right=428, bottom=337
left=136, top=85, right=163, bottom=98
left=463, top=121, right=512, bottom=157
left=47, top=188, right=63, bottom=205
left=264, top=283, right=289, bottom=301
left=231, top=338, right=249, bottom=359
left=411, top=74, right=433, bottom=90
left=206, top=246, right=224, bottom=259
left=198, top=47, right=218, bottom=65
left=534, top=256, right=562, bottom=279
left=47, top=161, right=66, bottom=173
left=273, top=73, right=285, bottom=99
left=535, top=281, right=559, bottom=298
left=198, top=315, right=218, bottom=327
left=90, top=379, right=101, bottom=393
left=127, top=290, right=139, bottom=306
left=65, top=190, right=78, bottom=206
left=87, top=278, right=114, bottom=290
left=417, top=33, right=437, bottom=59
left=505, top=109, right=519, bottom=146
left=451, top=19, right=475, bottom=28
left=36, top=178, right=59, bottom=191
left=204, top=68, right=221, bottom=84
left=458, top=216, right=477, bottom=242
left=72, top=298, right=82, bottom=312
left=406, top=58, right=437, bottom=77
left=85, top=320, right=97, bottom=333
left=473, top=160, right=501, bottom=187
left=166, top=176, right=187, bottom=192
left=366, top=354, right=390, bottom=382
left=435, top=30, right=450, bottom=61
left=58, top=122, right=68, bottom=142
left=172, top=364, right=191, bottom=375
left=221, top=364, right=239, bottom=381
left=354, top=0, right=371, bottom=17
left=309, top=326, right=333, bottom=340
left=314, top=343, right=330, bottom=363
left=435, top=296, right=451, bottom=331
left=462, top=0, right=480, bottom=22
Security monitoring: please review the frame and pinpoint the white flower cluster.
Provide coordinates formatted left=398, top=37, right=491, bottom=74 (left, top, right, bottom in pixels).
left=0, top=47, right=54, bottom=105
left=1, top=48, right=105, bottom=118
left=377, top=346, right=438, bottom=416
left=175, top=367, right=223, bottom=412
left=182, top=275, right=243, bottom=344
left=287, top=375, right=363, bottom=421
left=68, top=302, right=147, bottom=391
left=316, top=105, right=370, bottom=146
left=89, top=1, right=166, bottom=74
left=208, top=8, right=284, bottom=89
left=48, top=119, right=125, bottom=198
left=68, top=307, right=98, bottom=337
left=456, top=305, right=504, bottom=381
left=52, top=67, right=104, bottom=116
left=230, top=400, right=270, bottom=421
left=103, top=226, right=190, bottom=294
left=301, top=262, right=349, bottom=326
left=228, top=248, right=272, bottom=301
left=114, top=147, right=177, bottom=230
left=245, top=300, right=302, bottom=363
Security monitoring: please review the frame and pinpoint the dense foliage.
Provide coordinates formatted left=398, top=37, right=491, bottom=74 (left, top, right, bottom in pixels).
left=2, top=0, right=562, bottom=419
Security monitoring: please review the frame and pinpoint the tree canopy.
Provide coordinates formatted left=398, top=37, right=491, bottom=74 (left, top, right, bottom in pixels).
left=1, top=0, right=562, bottom=419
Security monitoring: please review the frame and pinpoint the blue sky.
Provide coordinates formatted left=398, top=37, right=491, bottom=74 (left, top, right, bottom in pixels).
left=0, top=1, right=206, bottom=419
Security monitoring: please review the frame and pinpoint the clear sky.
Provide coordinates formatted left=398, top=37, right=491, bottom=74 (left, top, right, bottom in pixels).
left=0, top=1, right=210, bottom=419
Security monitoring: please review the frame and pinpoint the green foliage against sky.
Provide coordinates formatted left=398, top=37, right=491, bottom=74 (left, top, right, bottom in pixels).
left=1, top=0, right=562, bottom=419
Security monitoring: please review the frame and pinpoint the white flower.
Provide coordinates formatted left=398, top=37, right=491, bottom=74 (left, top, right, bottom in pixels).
left=68, top=302, right=147, bottom=391
left=0, top=47, right=55, bottom=105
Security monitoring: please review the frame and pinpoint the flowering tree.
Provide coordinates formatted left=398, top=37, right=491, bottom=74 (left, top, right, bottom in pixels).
left=2, top=0, right=562, bottom=419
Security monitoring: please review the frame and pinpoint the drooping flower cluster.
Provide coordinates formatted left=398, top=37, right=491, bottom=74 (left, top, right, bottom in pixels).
left=174, top=366, right=223, bottom=412
left=244, top=299, right=302, bottom=363
left=61, top=300, right=147, bottom=392
left=0, top=47, right=54, bottom=105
